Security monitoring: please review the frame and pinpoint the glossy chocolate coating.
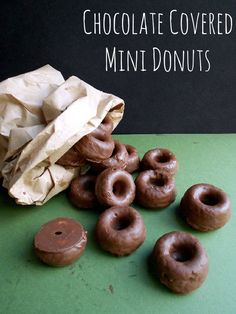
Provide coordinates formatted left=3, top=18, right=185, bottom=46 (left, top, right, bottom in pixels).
left=141, top=148, right=178, bottom=175
left=180, top=183, right=231, bottom=231
left=152, top=231, right=209, bottom=294
left=91, top=140, right=128, bottom=173
left=135, top=170, right=176, bottom=208
left=34, top=217, right=87, bottom=266
left=99, top=115, right=113, bottom=134
left=69, top=175, right=97, bottom=208
left=95, top=206, right=146, bottom=256
left=125, top=144, right=140, bottom=173
left=75, top=127, right=114, bottom=163
left=95, top=168, right=135, bottom=207
left=56, top=146, right=85, bottom=167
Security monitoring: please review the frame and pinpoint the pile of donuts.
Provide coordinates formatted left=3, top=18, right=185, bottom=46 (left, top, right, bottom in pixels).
left=57, top=115, right=178, bottom=211
left=34, top=115, right=232, bottom=295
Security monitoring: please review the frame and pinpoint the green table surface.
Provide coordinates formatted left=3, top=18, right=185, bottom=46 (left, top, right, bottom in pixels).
left=0, top=134, right=236, bottom=314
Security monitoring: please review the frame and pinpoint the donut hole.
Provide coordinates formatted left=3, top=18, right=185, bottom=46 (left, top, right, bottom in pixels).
left=55, top=231, right=62, bottom=235
left=112, top=180, right=127, bottom=198
left=200, top=192, right=221, bottom=206
left=156, top=153, right=171, bottom=163
left=149, top=176, right=166, bottom=187
left=170, top=242, right=196, bottom=262
left=111, top=214, right=132, bottom=230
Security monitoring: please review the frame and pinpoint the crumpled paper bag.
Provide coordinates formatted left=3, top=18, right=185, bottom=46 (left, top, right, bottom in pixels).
left=0, top=66, right=124, bottom=205
left=0, top=64, right=65, bottom=171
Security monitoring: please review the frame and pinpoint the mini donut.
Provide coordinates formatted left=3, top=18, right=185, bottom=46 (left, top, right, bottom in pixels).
left=135, top=170, right=176, bottom=208
left=95, top=206, right=146, bottom=256
left=99, top=115, right=113, bottom=134
left=125, top=144, right=140, bottom=173
left=99, top=140, right=128, bottom=169
left=69, top=174, right=97, bottom=208
left=151, top=231, right=209, bottom=294
left=75, top=127, right=114, bottom=163
left=141, top=148, right=178, bottom=175
left=95, top=168, right=135, bottom=207
left=34, top=217, right=87, bottom=267
left=90, top=140, right=128, bottom=173
left=56, top=146, right=85, bottom=167
left=180, top=183, right=231, bottom=231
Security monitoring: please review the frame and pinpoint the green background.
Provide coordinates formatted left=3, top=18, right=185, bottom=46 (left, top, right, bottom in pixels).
left=0, top=134, right=235, bottom=314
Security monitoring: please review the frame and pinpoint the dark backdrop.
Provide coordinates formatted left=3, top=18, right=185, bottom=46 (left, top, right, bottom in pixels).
left=0, top=0, right=236, bottom=133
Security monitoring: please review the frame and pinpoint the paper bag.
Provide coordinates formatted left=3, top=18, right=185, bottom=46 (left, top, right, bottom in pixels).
left=0, top=64, right=65, bottom=171
left=0, top=67, right=124, bottom=205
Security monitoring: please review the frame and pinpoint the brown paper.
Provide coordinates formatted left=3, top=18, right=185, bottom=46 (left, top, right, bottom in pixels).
left=0, top=64, right=65, bottom=171
left=0, top=67, right=124, bottom=205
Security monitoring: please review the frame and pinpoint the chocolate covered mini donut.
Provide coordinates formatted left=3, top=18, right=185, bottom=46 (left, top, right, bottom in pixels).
left=69, top=175, right=97, bottom=208
left=91, top=140, right=128, bottom=173
left=141, top=148, right=178, bottom=175
left=180, top=183, right=231, bottom=231
left=152, top=231, right=209, bottom=294
left=95, top=206, right=146, bottom=256
left=56, top=146, right=84, bottom=167
left=99, top=115, right=113, bottom=134
left=75, top=127, right=114, bottom=163
left=34, top=217, right=87, bottom=267
left=125, top=144, right=140, bottom=173
left=95, top=168, right=135, bottom=207
left=135, top=170, right=176, bottom=208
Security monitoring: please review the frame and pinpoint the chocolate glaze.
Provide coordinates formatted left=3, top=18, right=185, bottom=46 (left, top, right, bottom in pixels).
left=141, top=148, right=178, bottom=175
left=99, top=115, right=113, bottom=134
left=95, top=206, right=146, bottom=256
left=125, top=144, right=140, bottom=173
left=75, top=127, right=114, bottom=163
left=135, top=170, right=176, bottom=208
left=152, top=231, right=209, bottom=294
left=56, top=146, right=85, bottom=167
left=180, top=183, right=231, bottom=231
left=91, top=140, right=128, bottom=173
left=95, top=168, right=135, bottom=207
left=69, top=175, right=97, bottom=208
left=34, top=217, right=87, bottom=266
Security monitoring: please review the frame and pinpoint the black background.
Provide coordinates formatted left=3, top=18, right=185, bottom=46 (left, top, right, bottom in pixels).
left=0, top=0, right=236, bottom=133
